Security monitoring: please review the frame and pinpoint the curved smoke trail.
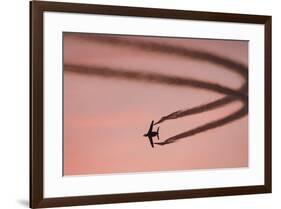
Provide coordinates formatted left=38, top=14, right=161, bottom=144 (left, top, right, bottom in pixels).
left=65, top=65, right=247, bottom=100
left=64, top=33, right=248, bottom=146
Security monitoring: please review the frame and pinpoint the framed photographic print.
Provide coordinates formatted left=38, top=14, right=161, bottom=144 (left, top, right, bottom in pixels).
left=30, top=1, right=272, bottom=208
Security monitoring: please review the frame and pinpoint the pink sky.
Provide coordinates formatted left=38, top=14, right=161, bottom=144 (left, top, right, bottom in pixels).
left=63, top=33, right=248, bottom=175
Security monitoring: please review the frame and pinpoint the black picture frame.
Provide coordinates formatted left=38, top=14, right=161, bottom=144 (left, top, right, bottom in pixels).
left=30, top=1, right=272, bottom=208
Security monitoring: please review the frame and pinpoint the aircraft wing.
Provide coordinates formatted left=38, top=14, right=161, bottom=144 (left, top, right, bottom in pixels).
left=148, top=120, right=154, bottom=133
left=148, top=136, right=154, bottom=148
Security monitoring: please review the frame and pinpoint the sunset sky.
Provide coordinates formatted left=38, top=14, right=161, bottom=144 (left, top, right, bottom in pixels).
left=63, top=33, right=248, bottom=176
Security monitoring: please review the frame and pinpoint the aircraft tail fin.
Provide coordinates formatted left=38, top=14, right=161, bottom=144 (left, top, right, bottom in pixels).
left=157, top=127, right=160, bottom=140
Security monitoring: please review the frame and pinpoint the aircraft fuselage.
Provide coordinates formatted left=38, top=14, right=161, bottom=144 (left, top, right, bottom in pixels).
left=144, top=132, right=158, bottom=138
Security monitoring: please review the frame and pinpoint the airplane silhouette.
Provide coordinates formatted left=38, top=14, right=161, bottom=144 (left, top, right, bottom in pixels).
left=143, top=120, right=160, bottom=148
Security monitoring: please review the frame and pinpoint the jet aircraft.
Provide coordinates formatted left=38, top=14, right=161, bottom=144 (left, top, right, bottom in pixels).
left=143, top=120, right=160, bottom=148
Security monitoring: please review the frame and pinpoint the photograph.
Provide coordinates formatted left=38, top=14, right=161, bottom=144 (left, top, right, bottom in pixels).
left=30, top=1, right=271, bottom=207
left=63, top=32, right=249, bottom=176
